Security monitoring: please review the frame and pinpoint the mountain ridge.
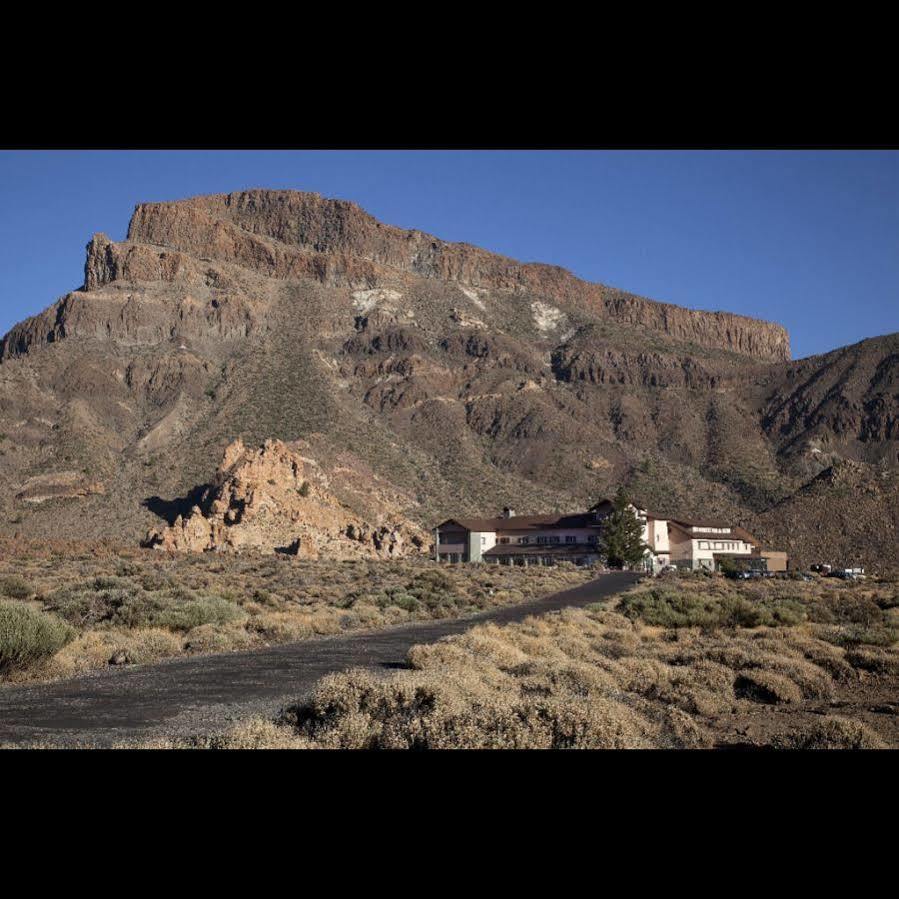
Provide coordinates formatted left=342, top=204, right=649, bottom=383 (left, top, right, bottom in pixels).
left=0, top=190, right=895, bottom=570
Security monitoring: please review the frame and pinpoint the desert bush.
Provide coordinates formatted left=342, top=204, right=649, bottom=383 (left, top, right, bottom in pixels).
left=733, top=671, right=803, bottom=704
left=844, top=646, right=899, bottom=675
left=839, top=624, right=898, bottom=647
left=284, top=666, right=656, bottom=750
left=619, top=589, right=776, bottom=629
left=0, top=575, right=33, bottom=599
left=144, top=594, right=246, bottom=632
left=47, top=579, right=142, bottom=627
left=806, top=592, right=884, bottom=627
left=0, top=601, right=75, bottom=674
left=773, top=717, right=887, bottom=750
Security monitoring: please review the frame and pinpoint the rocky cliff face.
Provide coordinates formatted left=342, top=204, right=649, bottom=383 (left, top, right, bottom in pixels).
left=124, top=191, right=791, bottom=362
left=0, top=189, right=895, bottom=568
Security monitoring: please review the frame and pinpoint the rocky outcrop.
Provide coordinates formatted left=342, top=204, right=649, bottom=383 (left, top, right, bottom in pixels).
left=551, top=345, right=727, bottom=389
left=144, top=439, right=427, bottom=558
left=126, top=190, right=791, bottom=362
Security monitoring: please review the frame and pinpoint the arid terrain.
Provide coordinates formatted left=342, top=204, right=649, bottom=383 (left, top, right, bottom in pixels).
left=0, top=188, right=897, bottom=750
left=0, top=537, right=592, bottom=685
left=5, top=570, right=894, bottom=749
left=132, top=572, right=899, bottom=749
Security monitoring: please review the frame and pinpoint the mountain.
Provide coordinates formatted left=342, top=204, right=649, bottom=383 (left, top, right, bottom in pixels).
left=0, top=190, right=896, bottom=569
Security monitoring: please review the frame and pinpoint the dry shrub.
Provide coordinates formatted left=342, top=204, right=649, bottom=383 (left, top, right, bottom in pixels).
left=48, top=627, right=182, bottom=678
left=734, top=671, right=803, bottom=705
left=287, top=666, right=656, bottom=749
left=774, top=717, right=888, bottom=750
left=189, top=719, right=312, bottom=749
left=0, top=575, right=33, bottom=600
left=182, top=622, right=253, bottom=654
left=844, top=646, right=899, bottom=676
left=260, top=589, right=899, bottom=748
left=0, top=601, right=74, bottom=674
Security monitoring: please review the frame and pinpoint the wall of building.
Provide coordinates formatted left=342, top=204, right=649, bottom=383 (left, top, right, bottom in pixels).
left=761, top=551, right=788, bottom=572
left=646, top=518, right=670, bottom=555
left=495, top=527, right=598, bottom=546
left=468, top=530, right=496, bottom=562
left=436, top=524, right=469, bottom=562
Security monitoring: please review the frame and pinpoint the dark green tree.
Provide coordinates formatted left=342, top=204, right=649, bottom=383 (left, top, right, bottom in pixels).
left=599, top=489, right=647, bottom=568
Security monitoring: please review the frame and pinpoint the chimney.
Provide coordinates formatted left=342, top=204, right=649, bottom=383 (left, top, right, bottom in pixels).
left=502, top=507, right=515, bottom=518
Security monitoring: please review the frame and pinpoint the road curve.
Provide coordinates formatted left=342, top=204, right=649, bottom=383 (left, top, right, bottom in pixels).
left=0, top=571, right=639, bottom=747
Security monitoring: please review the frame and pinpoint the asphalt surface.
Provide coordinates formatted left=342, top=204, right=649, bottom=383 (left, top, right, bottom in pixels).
left=0, top=571, right=639, bottom=747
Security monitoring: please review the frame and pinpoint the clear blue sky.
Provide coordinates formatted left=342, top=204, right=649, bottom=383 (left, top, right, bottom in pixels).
left=1, top=150, right=896, bottom=359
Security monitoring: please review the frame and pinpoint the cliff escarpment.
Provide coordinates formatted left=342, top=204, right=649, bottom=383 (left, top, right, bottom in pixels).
left=123, top=190, right=791, bottom=362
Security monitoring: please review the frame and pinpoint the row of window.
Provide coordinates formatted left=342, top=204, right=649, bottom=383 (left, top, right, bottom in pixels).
left=497, top=535, right=597, bottom=545
left=697, top=541, right=745, bottom=551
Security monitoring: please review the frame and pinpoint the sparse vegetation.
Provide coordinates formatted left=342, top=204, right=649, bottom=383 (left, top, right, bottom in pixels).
left=0, top=537, right=594, bottom=683
left=131, top=573, right=899, bottom=749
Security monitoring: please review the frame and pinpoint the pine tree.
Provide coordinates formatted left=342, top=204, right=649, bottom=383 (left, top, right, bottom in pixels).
left=599, top=489, right=647, bottom=568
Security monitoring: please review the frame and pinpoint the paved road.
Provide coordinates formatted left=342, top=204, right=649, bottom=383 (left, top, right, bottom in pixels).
left=0, top=571, right=639, bottom=746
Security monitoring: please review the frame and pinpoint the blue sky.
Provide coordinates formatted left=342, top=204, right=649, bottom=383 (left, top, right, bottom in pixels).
left=0, top=150, right=896, bottom=359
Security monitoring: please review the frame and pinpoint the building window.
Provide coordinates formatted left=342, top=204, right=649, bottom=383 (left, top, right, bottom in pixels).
left=520, top=537, right=529, bottom=544
left=498, top=538, right=509, bottom=545
left=565, top=536, right=576, bottom=543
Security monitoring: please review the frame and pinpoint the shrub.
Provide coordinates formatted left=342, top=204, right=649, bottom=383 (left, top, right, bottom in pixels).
left=844, top=647, right=899, bottom=675
left=47, top=580, right=142, bottom=627
left=121, top=593, right=246, bottom=632
left=774, top=717, right=887, bottom=750
left=619, top=589, right=773, bottom=629
left=0, top=575, right=32, bottom=599
left=733, top=671, right=802, bottom=704
left=386, top=592, right=419, bottom=613
left=0, top=602, right=75, bottom=674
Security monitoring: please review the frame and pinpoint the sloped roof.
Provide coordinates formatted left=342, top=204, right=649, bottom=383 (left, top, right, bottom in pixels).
left=668, top=519, right=760, bottom=545
left=436, top=512, right=599, bottom=532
